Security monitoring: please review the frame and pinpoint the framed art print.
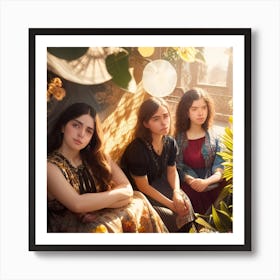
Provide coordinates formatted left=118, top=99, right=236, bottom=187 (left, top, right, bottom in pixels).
left=29, top=28, right=251, bottom=251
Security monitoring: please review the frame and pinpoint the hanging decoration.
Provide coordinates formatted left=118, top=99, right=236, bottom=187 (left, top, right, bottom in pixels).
left=138, top=47, right=155, bottom=57
left=142, top=59, right=177, bottom=97
left=47, top=47, right=113, bottom=85
left=47, top=47, right=137, bottom=93
left=47, top=47, right=89, bottom=61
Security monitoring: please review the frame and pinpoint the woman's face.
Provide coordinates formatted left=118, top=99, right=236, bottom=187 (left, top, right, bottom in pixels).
left=62, top=114, right=94, bottom=151
left=188, top=97, right=208, bottom=126
left=144, top=105, right=170, bottom=137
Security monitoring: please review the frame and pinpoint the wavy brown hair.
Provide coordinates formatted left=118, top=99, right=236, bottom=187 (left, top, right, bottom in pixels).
left=47, top=102, right=113, bottom=191
left=134, top=97, right=171, bottom=143
left=175, top=87, right=215, bottom=135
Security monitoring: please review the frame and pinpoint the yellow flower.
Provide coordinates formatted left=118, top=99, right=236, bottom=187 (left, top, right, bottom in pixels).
left=53, top=87, right=66, bottom=101
left=174, top=47, right=198, bottom=62
left=52, top=77, right=63, bottom=87
left=47, top=84, right=56, bottom=94
left=47, top=77, right=66, bottom=102
left=92, top=224, right=108, bottom=233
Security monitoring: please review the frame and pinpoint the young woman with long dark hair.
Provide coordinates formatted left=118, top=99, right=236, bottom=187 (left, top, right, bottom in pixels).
left=121, top=97, right=195, bottom=232
left=175, top=88, right=226, bottom=215
left=47, top=102, right=167, bottom=233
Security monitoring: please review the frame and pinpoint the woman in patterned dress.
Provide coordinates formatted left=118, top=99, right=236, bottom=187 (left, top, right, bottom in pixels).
left=47, top=102, right=167, bottom=233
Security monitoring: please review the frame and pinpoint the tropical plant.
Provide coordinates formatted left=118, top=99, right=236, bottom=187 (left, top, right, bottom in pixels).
left=190, top=116, right=233, bottom=233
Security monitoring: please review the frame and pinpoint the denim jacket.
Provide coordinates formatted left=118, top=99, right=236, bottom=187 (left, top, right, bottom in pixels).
left=175, top=129, right=224, bottom=183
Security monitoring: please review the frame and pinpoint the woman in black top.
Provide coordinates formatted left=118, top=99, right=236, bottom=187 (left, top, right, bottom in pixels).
left=121, top=97, right=195, bottom=232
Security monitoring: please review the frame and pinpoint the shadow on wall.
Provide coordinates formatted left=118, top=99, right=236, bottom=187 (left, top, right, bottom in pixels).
left=47, top=76, right=230, bottom=164
left=47, top=71, right=149, bottom=163
left=102, top=83, right=148, bottom=163
left=101, top=84, right=230, bottom=163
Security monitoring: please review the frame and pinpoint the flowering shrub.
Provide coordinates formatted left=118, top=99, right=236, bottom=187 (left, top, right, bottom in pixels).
left=47, top=77, right=66, bottom=101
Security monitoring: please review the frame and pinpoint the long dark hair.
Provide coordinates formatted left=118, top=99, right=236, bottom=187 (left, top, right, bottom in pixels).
left=47, top=102, right=113, bottom=191
left=134, top=97, right=170, bottom=143
left=175, top=87, right=215, bottom=135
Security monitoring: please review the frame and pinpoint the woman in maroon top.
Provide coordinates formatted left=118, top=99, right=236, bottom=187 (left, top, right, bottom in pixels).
left=175, top=88, right=226, bottom=215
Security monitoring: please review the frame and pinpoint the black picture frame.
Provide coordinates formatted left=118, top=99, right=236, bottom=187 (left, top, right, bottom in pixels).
left=29, top=28, right=251, bottom=251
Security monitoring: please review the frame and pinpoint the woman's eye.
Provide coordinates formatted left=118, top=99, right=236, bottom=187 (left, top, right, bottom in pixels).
left=72, top=122, right=80, bottom=128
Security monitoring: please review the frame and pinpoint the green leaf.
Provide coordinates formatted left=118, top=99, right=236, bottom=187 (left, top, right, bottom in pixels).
left=195, top=213, right=210, bottom=220
left=189, top=227, right=197, bottom=233
left=219, top=201, right=230, bottom=214
left=222, top=162, right=233, bottom=167
left=209, top=114, right=234, bottom=232
left=213, top=185, right=232, bottom=208
left=216, top=209, right=233, bottom=232
left=212, top=205, right=225, bottom=232
left=224, top=174, right=233, bottom=182
left=47, top=47, right=89, bottom=61
left=195, top=217, right=216, bottom=231
left=225, top=127, right=233, bottom=138
left=195, top=51, right=206, bottom=63
left=105, top=51, right=132, bottom=90
left=212, top=205, right=233, bottom=233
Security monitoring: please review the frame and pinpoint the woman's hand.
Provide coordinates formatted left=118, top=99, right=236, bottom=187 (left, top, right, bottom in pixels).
left=105, top=195, right=133, bottom=208
left=172, top=191, right=189, bottom=216
left=189, top=178, right=209, bottom=192
left=188, top=170, right=223, bottom=192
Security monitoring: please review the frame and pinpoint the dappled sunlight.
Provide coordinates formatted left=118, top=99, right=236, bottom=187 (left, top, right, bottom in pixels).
left=101, top=83, right=230, bottom=163
left=102, top=83, right=148, bottom=163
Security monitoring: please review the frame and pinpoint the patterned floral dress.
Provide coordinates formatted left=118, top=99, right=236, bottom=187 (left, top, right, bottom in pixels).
left=47, top=152, right=168, bottom=233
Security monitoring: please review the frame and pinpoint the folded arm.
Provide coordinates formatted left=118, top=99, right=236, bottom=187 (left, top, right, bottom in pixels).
left=47, top=160, right=133, bottom=213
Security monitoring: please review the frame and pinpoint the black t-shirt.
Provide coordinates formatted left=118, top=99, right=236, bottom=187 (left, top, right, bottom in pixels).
left=120, top=136, right=178, bottom=186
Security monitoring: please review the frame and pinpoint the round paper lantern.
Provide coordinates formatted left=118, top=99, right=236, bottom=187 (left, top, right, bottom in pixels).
left=142, top=59, right=177, bottom=97
left=138, top=47, right=155, bottom=57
